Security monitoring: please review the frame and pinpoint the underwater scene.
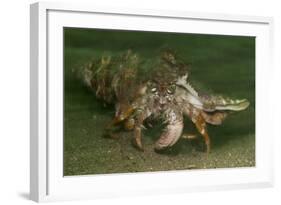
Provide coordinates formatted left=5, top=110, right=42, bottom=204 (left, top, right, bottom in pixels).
left=63, top=28, right=255, bottom=176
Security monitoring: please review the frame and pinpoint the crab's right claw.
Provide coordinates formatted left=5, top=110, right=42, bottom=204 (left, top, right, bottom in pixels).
left=154, top=120, right=184, bottom=151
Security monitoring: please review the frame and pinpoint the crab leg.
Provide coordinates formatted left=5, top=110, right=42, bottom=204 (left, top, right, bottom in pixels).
left=104, top=104, right=134, bottom=139
left=182, top=105, right=211, bottom=154
left=134, top=126, right=143, bottom=151
left=194, top=113, right=211, bottom=154
left=181, top=133, right=197, bottom=140
left=106, top=105, right=134, bottom=130
left=132, top=109, right=151, bottom=151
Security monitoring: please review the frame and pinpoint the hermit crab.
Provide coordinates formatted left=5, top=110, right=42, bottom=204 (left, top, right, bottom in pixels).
left=77, top=50, right=250, bottom=153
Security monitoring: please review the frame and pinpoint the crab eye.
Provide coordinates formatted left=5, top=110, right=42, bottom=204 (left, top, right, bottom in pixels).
left=167, top=85, right=176, bottom=94
left=151, top=88, right=157, bottom=93
left=167, top=89, right=173, bottom=94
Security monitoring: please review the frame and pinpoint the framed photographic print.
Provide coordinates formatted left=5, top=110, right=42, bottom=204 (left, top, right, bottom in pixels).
left=30, top=1, right=274, bottom=202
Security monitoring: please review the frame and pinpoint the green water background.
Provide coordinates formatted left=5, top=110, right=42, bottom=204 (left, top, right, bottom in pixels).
left=63, top=28, right=255, bottom=176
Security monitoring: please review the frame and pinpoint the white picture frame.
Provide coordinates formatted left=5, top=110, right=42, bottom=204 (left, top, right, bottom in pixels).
left=30, top=1, right=274, bottom=202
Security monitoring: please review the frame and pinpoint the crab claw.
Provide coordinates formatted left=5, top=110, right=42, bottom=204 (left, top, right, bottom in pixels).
left=154, top=119, right=184, bottom=150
